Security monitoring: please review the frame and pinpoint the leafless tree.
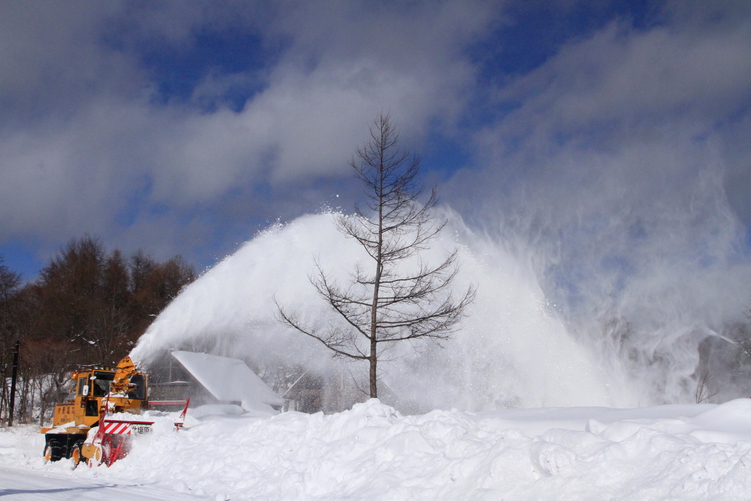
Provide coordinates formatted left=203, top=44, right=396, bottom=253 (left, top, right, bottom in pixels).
left=694, top=368, right=718, bottom=404
left=0, top=256, right=22, bottom=421
left=277, top=114, right=475, bottom=398
left=0, top=241, right=197, bottom=424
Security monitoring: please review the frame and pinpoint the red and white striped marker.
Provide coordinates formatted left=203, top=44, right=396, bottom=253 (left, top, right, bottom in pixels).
left=102, top=421, right=132, bottom=435
left=101, top=420, right=154, bottom=435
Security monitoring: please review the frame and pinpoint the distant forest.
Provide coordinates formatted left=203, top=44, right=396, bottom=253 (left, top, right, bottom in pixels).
left=0, top=235, right=196, bottom=423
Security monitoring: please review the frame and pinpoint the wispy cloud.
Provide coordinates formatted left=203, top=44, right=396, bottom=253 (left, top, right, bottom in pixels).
left=0, top=0, right=500, bottom=263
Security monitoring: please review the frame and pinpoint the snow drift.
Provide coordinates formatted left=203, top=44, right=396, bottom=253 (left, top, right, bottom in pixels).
left=3, top=399, right=751, bottom=500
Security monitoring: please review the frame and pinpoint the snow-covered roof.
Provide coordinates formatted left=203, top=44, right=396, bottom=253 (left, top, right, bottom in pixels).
left=171, top=351, right=284, bottom=414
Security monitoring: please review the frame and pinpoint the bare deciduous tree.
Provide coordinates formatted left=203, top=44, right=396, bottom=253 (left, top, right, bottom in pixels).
left=0, top=256, right=23, bottom=421
left=694, top=368, right=718, bottom=404
left=277, top=114, right=475, bottom=398
left=0, top=241, right=197, bottom=424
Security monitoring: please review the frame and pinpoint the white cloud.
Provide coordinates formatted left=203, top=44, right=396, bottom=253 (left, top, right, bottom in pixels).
left=0, top=1, right=147, bottom=123
left=492, top=19, right=751, bottom=144
left=0, top=99, right=158, bottom=236
left=469, top=2, right=751, bottom=225
left=155, top=0, right=496, bottom=192
left=0, top=0, right=500, bottom=249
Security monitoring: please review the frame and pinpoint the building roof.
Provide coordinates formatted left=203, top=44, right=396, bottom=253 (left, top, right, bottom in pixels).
left=172, top=351, right=284, bottom=413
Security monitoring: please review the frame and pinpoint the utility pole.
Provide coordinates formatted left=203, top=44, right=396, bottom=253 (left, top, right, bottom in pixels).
left=0, top=364, right=6, bottom=419
left=8, top=340, right=19, bottom=426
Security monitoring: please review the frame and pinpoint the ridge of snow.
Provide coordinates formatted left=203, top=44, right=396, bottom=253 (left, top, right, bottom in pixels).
left=4, top=399, right=751, bottom=500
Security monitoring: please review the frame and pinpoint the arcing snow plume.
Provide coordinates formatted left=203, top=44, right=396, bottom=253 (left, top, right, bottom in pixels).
left=131, top=211, right=631, bottom=411
left=132, top=158, right=751, bottom=411
left=455, top=136, right=751, bottom=406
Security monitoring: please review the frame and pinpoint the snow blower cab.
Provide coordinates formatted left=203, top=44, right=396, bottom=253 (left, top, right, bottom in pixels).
left=42, top=356, right=153, bottom=467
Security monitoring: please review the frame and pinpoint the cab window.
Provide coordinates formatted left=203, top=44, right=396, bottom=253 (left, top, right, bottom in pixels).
left=78, top=376, right=88, bottom=396
left=92, top=371, right=115, bottom=397
left=92, top=378, right=110, bottom=397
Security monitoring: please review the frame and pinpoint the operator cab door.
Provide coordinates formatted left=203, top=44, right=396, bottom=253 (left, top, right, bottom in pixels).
left=77, top=376, right=89, bottom=398
left=76, top=374, right=98, bottom=417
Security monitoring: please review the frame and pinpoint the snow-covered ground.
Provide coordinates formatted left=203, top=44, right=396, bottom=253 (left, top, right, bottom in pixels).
left=2, top=399, right=751, bottom=500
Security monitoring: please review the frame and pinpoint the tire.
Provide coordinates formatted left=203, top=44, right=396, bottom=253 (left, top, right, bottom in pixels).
left=43, top=436, right=64, bottom=462
left=69, top=445, right=81, bottom=469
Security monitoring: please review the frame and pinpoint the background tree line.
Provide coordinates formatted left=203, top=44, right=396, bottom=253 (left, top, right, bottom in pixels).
left=0, top=235, right=196, bottom=424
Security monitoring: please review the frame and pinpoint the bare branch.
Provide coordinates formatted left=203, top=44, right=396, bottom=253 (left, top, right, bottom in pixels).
left=274, top=296, right=367, bottom=361
left=275, top=113, right=474, bottom=399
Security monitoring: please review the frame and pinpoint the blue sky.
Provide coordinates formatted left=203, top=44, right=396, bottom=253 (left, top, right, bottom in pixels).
left=1, top=0, right=750, bottom=284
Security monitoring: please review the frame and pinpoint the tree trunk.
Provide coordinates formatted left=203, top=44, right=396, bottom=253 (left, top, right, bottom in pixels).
left=369, top=341, right=377, bottom=398
left=7, top=340, right=19, bottom=426
left=368, top=151, right=386, bottom=399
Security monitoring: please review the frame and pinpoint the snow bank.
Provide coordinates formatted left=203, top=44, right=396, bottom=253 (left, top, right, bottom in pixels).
left=3, top=399, right=751, bottom=500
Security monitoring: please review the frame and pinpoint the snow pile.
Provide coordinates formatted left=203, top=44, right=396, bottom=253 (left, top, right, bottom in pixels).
left=3, top=399, right=751, bottom=499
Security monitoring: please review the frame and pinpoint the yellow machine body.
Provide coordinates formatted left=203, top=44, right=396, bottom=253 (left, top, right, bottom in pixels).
left=42, top=356, right=149, bottom=464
